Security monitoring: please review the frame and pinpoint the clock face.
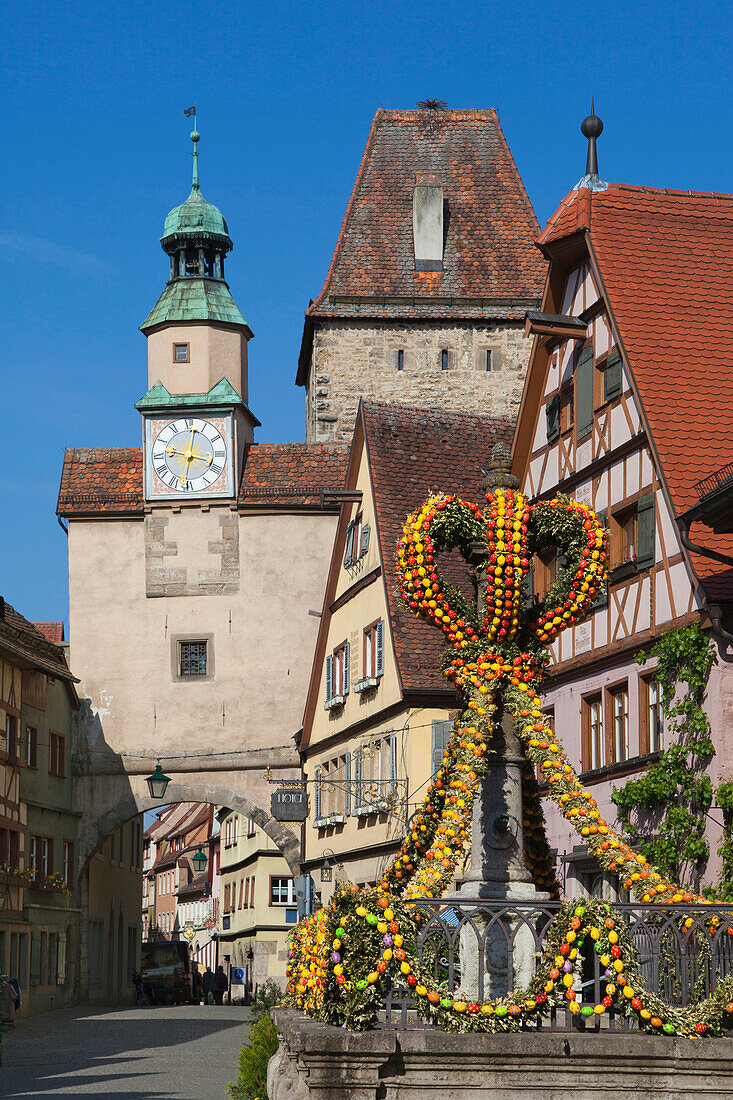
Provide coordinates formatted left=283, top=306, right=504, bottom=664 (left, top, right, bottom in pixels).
left=148, top=416, right=230, bottom=496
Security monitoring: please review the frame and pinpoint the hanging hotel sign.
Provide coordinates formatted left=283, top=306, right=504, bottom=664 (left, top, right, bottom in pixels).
left=272, top=787, right=309, bottom=822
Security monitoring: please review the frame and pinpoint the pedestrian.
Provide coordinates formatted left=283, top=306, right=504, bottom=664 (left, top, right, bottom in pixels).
left=213, top=965, right=228, bottom=1005
left=202, top=966, right=214, bottom=1005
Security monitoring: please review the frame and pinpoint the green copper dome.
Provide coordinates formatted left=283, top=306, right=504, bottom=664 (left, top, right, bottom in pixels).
left=162, top=188, right=230, bottom=242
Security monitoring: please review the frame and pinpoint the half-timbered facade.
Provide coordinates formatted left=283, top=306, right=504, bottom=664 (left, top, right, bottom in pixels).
left=513, top=176, right=733, bottom=896
left=299, top=401, right=513, bottom=900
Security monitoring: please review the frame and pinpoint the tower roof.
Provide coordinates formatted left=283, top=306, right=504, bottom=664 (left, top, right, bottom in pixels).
left=141, top=277, right=249, bottom=332
left=297, top=106, right=545, bottom=385
left=160, top=128, right=232, bottom=249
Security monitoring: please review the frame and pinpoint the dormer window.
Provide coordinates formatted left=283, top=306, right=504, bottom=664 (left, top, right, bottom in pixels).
left=413, top=176, right=444, bottom=271
left=173, top=343, right=189, bottom=363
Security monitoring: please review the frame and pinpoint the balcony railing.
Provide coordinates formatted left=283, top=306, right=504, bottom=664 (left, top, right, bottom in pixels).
left=695, top=461, right=733, bottom=501
left=381, top=899, right=733, bottom=1032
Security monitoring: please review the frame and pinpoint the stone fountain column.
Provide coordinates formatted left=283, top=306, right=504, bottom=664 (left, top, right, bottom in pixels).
left=449, top=444, right=550, bottom=999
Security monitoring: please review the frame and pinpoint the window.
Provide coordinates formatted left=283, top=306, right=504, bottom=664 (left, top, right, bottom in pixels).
left=31, top=835, right=54, bottom=879
left=609, top=684, right=629, bottom=763
left=441, top=349, right=449, bottom=371
left=485, top=349, right=492, bottom=372
left=610, top=495, right=655, bottom=574
left=560, top=383, right=574, bottom=433
left=239, top=879, right=244, bottom=909
left=431, top=720, right=452, bottom=778
left=179, top=640, right=207, bottom=678
left=270, top=877, right=295, bottom=905
left=49, top=731, right=65, bottom=776
left=326, top=642, right=350, bottom=702
left=397, top=350, right=404, bottom=372
left=232, top=816, right=238, bottom=844
left=363, top=621, right=385, bottom=680
left=344, top=512, right=370, bottom=567
left=641, top=676, right=663, bottom=755
left=320, top=753, right=351, bottom=817
left=173, top=343, right=189, bottom=363
left=244, top=878, right=250, bottom=908
left=25, top=726, right=38, bottom=769
left=534, top=548, right=558, bottom=600
left=250, top=876, right=255, bottom=906
left=582, top=695, right=604, bottom=771
left=247, top=818, right=256, bottom=837
left=355, top=735, right=396, bottom=809
left=224, top=883, right=231, bottom=913
left=63, top=842, right=74, bottom=888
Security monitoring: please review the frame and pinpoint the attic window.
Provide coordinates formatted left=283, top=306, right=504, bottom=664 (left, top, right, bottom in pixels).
left=413, top=179, right=444, bottom=271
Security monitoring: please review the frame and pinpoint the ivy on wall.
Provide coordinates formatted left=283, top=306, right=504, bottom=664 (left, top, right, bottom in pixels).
left=612, top=624, right=716, bottom=887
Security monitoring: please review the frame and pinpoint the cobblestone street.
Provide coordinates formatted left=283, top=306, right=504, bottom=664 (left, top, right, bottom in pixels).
left=1, top=1004, right=250, bottom=1099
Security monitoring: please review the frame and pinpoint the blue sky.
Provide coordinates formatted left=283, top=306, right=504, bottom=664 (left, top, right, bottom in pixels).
left=3, top=0, right=732, bottom=625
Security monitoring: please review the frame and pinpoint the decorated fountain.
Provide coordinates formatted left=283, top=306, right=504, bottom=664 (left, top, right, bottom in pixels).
left=284, top=444, right=733, bottom=1042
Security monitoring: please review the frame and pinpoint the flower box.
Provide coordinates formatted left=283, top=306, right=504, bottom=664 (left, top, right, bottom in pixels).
left=354, top=677, right=379, bottom=694
left=314, top=813, right=346, bottom=828
left=323, top=695, right=345, bottom=711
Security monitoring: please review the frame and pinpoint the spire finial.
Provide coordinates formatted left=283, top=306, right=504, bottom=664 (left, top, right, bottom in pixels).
left=581, top=99, right=603, bottom=178
left=184, top=104, right=200, bottom=191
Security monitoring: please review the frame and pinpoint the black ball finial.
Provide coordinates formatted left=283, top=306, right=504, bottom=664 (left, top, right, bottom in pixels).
left=581, top=99, right=603, bottom=177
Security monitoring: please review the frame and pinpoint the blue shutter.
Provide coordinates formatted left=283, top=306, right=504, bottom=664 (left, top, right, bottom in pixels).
left=637, top=493, right=656, bottom=571
left=431, top=721, right=453, bottom=777
left=545, top=394, right=560, bottom=443
left=360, top=524, right=371, bottom=556
left=354, top=749, right=362, bottom=808
left=389, top=735, right=397, bottom=792
left=343, top=643, right=350, bottom=694
left=314, top=766, right=322, bottom=820
left=344, top=523, right=354, bottom=567
left=375, top=621, right=384, bottom=677
left=325, top=655, right=333, bottom=701
left=576, top=346, right=594, bottom=440
left=604, top=348, right=622, bottom=401
left=344, top=752, right=351, bottom=816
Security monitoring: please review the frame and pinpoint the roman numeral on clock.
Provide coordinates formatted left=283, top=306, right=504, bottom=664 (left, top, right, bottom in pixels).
left=211, top=464, right=223, bottom=476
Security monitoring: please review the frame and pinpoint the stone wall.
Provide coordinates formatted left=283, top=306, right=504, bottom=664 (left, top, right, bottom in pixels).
left=270, top=1008, right=733, bottom=1099
left=305, top=319, right=530, bottom=443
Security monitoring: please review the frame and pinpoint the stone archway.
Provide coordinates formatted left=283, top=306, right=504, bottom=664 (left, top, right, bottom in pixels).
left=76, top=780, right=302, bottom=879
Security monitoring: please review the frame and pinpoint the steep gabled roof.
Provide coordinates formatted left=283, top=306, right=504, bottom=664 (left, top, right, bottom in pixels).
left=297, top=108, right=545, bottom=384
left=364, top=402, right=514, bottom=689
left=529, top=180, right=733, bottom=600
left=300, top=400, right=514, bottom=748
left=238, top=442, right=349, bottom=507
left=32, top=622, right=65, bottom=645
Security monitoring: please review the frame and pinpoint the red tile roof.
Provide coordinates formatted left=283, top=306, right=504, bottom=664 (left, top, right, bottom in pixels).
left=33, top=622, right=65, bottom=645
left=298, top=108, right=545, bottom=384
left=58, top=443, right=349, bottom=514
left=238, top=442, right=349, bottom=507
left=541, top=181, right=733, bottom=599
left=58, top=448, right=144, bottom=516
left=363, top=401, right=515, bottom=692
left=0, top=600, right=77, bottom=684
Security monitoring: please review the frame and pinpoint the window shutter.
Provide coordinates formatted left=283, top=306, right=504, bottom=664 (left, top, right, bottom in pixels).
left=604, top=348, right=622, bottom=401
left=591, top=513, right=609, bottom=608
left=344, top=752, right=352, bottom=816
left=576, top=346, right=594, bottom=440
left=354, top=749, right=362, bottom=808
left=637, top=493, right=656, bottom=571
left=545, top=394, right=560, bottom=443
left=314, top=766, right=322, bottom=820
left=325, top=655, right=333, bottom=701
left=344, top=523, right=355, bottom=567
left=30, top=930, right=41, bottom=986
left=57, top=932, right=67, bottom=985
left=431, top=720, right=453, bottom=778
left=389, top=735, right=397, bottom=788
left=343, top=643, right=350, bottom=694
left=360, top=524, right=371, bottom=556
left=375, top=621, right=384, bottom=677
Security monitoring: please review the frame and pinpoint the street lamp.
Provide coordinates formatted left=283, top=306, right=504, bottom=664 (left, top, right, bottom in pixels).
left=320, top=851, right=333, bottom=882
left=192, top=847, right=207, bottom=873
left=146, top=762, right=171, bottom=799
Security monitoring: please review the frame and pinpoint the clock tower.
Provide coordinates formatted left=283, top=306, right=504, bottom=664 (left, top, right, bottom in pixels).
left=138, top=125, right=259, bottom=501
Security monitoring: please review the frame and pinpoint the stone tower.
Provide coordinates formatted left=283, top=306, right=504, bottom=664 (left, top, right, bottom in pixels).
left=296, top=106, right=546, bottom=443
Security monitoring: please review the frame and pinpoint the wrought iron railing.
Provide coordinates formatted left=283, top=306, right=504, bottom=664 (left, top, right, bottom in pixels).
left=381, top=899, right=733, bottom=1031
left=695, top=461, right=733, bottom=501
